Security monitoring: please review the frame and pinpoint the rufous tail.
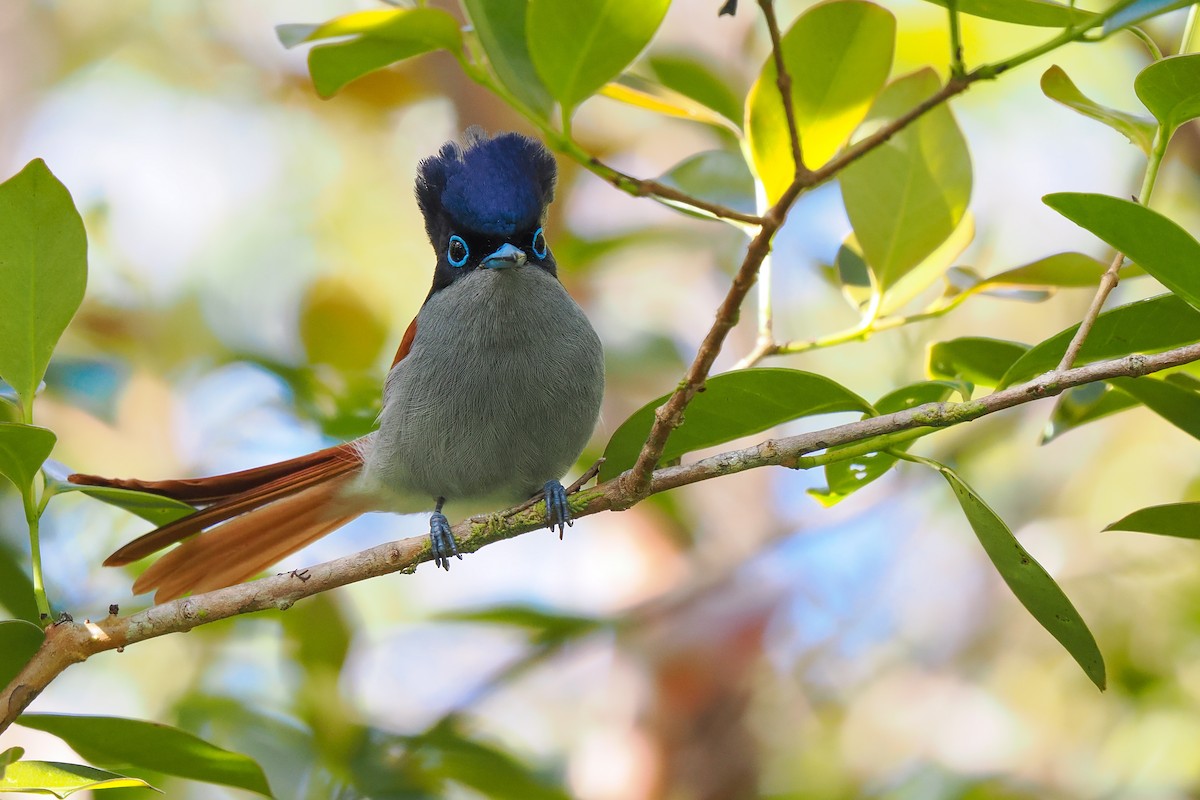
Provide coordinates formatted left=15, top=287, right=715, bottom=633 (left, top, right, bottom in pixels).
left=70, top=441, right=368, bottom=603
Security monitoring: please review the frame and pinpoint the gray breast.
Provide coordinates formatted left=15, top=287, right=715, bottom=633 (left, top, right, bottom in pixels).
left=364, top=266, right=604, bottom=508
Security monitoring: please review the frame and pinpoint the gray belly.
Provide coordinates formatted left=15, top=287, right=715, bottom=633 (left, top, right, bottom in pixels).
left=363, top=267, right=604, bottom=508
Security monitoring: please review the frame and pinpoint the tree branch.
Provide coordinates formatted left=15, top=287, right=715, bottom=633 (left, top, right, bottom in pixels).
left=5, top=341, right=1199, bottom=734
left=757, top=0, right=805, bottom=176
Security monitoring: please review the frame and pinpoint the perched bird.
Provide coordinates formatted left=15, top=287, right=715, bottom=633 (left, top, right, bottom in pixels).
left=71, top=130, right=605, bottom=602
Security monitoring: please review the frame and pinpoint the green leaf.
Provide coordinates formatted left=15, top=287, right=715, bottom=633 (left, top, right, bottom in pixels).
left=600, top=368, right=873, bottom=482
left=0, top=761, right=154, bottom=797
left=656, top=150, right=756, bottom=218
left=0, top=423, right=55, bottom=496
left=17, top=714, right=271, bottom=797
left=297, top=8, right=464, bottom=99
left=0, top=619, right=44, bottom=688
left=1041, top=382, right=1140, bottom=443
left=1000, top=293, right=1200, bottom=387
left=812, top=381, right=956, bottom=505
left=50, top=482, right=195, bottom=527
left=647, top=52, right=744, bottom=126
left=0, top=160, right=88, bottom=413
left=279, top=593, right=353, bottom=675
left=841, top=69, right=972, bottom=294
left=417, top=720, right=572, bottom=800
left=0, top=542, right=39, bottom=624
left=438, top=604, right=604, bottom=645
left=1109, top=375, right=1200, bottom=439
left=1103, top=0, right=1195, bottom=36
left=932, top=462, right=1105, bottom=690
left=746, top=0, right=895, bottom=199
left=1135, top=54, right=1200, bottom=137
left=928, top=337, right=1029, bottom=387
left=299, top=278, right=388, bottom=372
left=1046, top=193, right=1200, bottom=314
left=920, top=0, right=1096, bottom=26
left=977, top=251, right=1113, bottom=289
left=1, top=747, right=23, bottom=769
left=527, top=0, right=670, bottom=114
left=461, top=0, right=554, bottom=118
left=601, top=78, right=738, bottom=132
left=1105, top=502, right=1200, bottom=537
left=835, top=235, right=874, bottom=311
left=878, top=211, right=975, bottom=315
left=1040, top=66, right=1156, bottom=153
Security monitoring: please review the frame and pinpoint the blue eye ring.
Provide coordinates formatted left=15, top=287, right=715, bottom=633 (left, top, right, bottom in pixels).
left=531, top=227, right=548, bottom=259
left=447, top=235, right=469, bottom=268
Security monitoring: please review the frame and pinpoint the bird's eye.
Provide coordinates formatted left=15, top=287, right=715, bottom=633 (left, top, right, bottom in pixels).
left=447, top=235, right=469, bottom=267
left=531, top=227, right=548, bottom=259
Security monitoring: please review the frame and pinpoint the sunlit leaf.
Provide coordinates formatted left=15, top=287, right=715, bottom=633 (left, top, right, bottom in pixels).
left=747, top=0, right=895, bottom=199
left=0, top=160, right=88, bottom=412
left=461, top=0, right=554, bottom=118
left=1103, top=0, right=1194, bottom=36
left=648, top=52, right=744, bottom=126
left=921, top=0, right=1095, bottom=26
left=600, top=78, right=737, bottom=131
left=0, top=747, right=23, bottom=769
left=1040, top=65, right=1156, bottom=153
left=0, top=423, right=55, bottom=496
left=0, top=761, right=153, bottom=797
left=656, top=149, right=756, bottom=218
left=932, top=461, right=1105, bottom=690
left=1109, top=375, right=1200, bottom=439
left=292, top=8, right=463, bottom=98
left=0, top=619, right=44, bottom=687
left=50, top=482, right=195, bottom=527
left=17, top=714, right=271, bottom=797
left=1046, top=193, right=1200, bottom=315
left=1105, top=502, right=1200, bottom=537
left=841, top=69, right=972, bottom=294
left=928, top=337, right=1029, bottom=387
left=528, top=0, right=670, bottom=113
left=601, top=369, right=873, bottom=481
left=812, top=381, right=955, bottom=506
left=1135, top=54, right=1200, bottom=137
left=1000, top=293, right=1200, bottom=387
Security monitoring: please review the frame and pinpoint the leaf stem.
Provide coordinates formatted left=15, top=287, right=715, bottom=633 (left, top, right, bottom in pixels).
left=24, top=485, right=50, bottom=622
left=947, top=0, right=966, bottom=78
left=757, top=0, right=806, bottom=174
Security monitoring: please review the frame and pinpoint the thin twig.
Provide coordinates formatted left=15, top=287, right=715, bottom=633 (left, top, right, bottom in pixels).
left=1055, top=251, right=1125, bottom=370
left=757, top=0, right=805, bottom=175
left=622, top=73, right=976, bottom=497
left=4, top=341, right=1198, bottom=733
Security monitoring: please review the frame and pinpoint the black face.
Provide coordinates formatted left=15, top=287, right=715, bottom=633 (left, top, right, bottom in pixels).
left=427, top=224, right=556, bottom=295
left=414, top=131, right=560, bottom=298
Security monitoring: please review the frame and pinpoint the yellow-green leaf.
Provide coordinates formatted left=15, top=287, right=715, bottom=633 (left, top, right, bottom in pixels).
left=747, top=0, right=895, bottom=200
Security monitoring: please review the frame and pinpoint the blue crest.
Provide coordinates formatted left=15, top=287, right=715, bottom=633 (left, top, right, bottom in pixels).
left=416, top=130, right=557, bottom=238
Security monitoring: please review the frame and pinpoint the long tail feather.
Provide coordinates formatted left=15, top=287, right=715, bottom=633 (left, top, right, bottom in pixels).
left=137, top=473, right=363, bottom=603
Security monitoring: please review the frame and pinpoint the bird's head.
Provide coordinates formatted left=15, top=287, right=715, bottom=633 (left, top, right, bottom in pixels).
left=416, top=130, right=558, bottom=292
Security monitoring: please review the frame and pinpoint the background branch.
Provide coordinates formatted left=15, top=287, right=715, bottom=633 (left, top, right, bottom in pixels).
left=6, top=341, right=1199, bottom=734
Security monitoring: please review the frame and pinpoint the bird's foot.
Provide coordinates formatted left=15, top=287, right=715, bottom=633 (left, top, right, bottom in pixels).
left=543, top=479, right=574, bottom=539
left=429, top=510, right=461, bottom=570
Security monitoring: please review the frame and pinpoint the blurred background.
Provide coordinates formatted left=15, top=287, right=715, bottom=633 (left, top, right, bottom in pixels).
left=2, top=0, right=1200, bottom=797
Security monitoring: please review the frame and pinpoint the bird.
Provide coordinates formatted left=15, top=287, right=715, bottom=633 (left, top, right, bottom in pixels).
left=70, top=130, right=606, bottom=603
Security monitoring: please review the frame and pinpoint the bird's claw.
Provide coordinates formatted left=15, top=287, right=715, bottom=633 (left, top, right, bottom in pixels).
left=429, top=511, right=461, bottom=570
left=543, top=479, right=574, bottom=539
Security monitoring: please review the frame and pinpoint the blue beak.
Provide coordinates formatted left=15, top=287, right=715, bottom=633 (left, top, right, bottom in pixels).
left=482, top=242, right=527, bottom=270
